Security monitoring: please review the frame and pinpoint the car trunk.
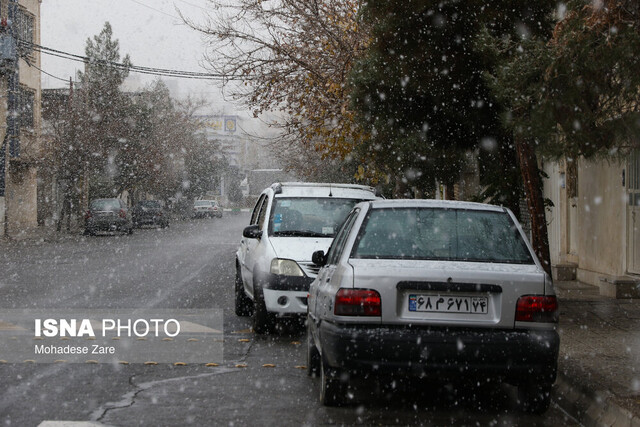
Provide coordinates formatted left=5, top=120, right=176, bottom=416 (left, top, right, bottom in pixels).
left=348, top=258, right=545, bottom=329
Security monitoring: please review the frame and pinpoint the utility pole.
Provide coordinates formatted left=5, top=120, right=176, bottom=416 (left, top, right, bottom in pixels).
left=0, top=0, right=20, bottom=236
left=7, top=0, right=19, bottom=158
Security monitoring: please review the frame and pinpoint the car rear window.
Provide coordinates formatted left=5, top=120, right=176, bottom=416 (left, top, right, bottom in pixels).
left=90, top=199, right=121, bottom=210
left=268, top=197, right=363, bottom=238
left=139, top=201, right=161, bottom=208
left=352, top=207, right=534, bottom=264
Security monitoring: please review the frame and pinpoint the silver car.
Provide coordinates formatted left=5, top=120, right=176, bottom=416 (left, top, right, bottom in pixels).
left=307, top=199, right=559, bottom=411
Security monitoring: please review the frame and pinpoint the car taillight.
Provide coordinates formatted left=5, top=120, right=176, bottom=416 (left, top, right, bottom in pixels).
left=119, top=209, right=126, bottom=218
left=334, top=288, right=381, bottom=316
left=515, top=295, right=559, bottom=323
left=85, top=210, right=92, bottom=219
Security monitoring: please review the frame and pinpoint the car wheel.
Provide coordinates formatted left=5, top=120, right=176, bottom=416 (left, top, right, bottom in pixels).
left=83, top=228, right=94, bottom=236
left=320, top=358, right=346, bottom=406
left=127, top=226, right=134, bottom=235
left=253, top=285, right=274, bottom=334
left=517, top=382, right=552, bottom=414
left=235, top=266, right=253, bottom=316
left=306, top=321, right=320, bottom=377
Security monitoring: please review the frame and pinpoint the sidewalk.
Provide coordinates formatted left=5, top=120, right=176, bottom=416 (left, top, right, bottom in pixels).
left=554, top=280, right=640, bottom=426
left=0, top=225, right=82, bottom=246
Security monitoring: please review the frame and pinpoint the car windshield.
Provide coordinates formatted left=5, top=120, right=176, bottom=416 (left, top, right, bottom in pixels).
left=353, top=208, right=534, bottom=264
left=194, top=201, right=211, bottom=207
left=90, top=199, right=121, bottom=211
left=269, top=197, right=362, bottom=237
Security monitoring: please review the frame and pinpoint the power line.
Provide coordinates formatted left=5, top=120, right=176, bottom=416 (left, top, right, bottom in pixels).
left=18, top=39, right=252, bottom=81
left=125, top=0, right=180, bottom=20
left=27, top=61, right=69, bottom=83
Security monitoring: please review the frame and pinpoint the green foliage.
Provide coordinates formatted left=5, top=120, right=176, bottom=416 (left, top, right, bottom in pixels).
left=350, top=0, right=554, bottom=197
left=49, top=23, right=221, bottom=209
left=483, top=1, right=640, bottom=160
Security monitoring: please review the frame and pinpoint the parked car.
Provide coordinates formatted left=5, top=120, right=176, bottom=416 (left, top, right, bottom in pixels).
left=132, top=200, right=169, bottom=228
left=235, top=182, right=380, bottom=333
left=84, top=198, right=134, bottom=235
left=192, top=200, right=222, bottom=218
left=307, top=199, right=559, bottom=411
left=211, top=200, right=223, bottom=218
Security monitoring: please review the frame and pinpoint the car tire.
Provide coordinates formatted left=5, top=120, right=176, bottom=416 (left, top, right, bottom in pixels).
left=320, top=358, right=346, bottom=406
left=306, top=321, right=320, bottom=377
left=127, top=226, right=134, bottom=235
left=253, top=285, right=275, bottom=334
left=517, top=381, right=552, bottom=414
left=235, top=266, right=253, bottom=317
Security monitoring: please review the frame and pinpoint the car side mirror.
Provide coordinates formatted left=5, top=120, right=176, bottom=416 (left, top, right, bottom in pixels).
left=312, top=250, right=327, bottom=267
left=243, top=224, right=262, bottom=239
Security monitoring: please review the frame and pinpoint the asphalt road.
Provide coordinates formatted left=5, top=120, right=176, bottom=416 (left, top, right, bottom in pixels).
left=0, top=214, right=580, bottom=426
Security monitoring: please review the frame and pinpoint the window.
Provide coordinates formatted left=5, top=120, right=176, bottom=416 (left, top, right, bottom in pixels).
left=353, top=208, right=534, bottom=264
left=16, top=7, right=35, bottom=63
left=18, top=85, right=34, bottom=129
left=628, top=150, right=640, bottom=206
left=256, top=195, right=269, bottom=228
left=250, top=195, right=265, bottom=225
left=268, top=197, right=363, bottom=237
left=326, top=209, right=359, bottom=266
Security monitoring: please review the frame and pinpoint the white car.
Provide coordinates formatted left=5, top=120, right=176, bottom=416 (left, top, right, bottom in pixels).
left=307, top=199, right=560, bottom=411
left=192, top=200, right=222, bottom=218
left=235, top=182, right=379, bottom=333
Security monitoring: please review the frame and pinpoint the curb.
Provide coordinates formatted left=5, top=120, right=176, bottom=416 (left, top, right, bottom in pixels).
left=555, top=373, right=640, bottom=427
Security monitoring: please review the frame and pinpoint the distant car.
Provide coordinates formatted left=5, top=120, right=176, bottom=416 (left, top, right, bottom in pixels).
left=132, top=200, right=169, bottom=228
left=235, top=182, right=380, bottom=334
left=192, top=200, right=222, bottom=218
left=84, top=198, right=134, bottom=235
left=307, top=199, right=559, bottom=411
left=211, top=200, right=223, bottom=218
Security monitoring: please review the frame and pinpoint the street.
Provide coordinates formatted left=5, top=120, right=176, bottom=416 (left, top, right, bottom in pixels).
left=0, top=214, right=579, bottom=426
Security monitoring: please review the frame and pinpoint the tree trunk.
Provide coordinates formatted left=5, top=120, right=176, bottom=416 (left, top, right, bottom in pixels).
left=444, top=183, right=455, bottom=200
left=515, top=136, right=551, bottom=277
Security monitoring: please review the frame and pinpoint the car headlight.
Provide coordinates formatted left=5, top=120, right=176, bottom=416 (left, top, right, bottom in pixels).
left=270, top=259, right=305, bottom=277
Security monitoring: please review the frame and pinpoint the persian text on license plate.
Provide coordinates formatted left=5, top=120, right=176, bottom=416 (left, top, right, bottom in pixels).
left=408, top=294, right=488, bottom=314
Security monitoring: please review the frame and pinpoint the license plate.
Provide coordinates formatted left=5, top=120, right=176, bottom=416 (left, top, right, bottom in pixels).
left=408, top=294, right=488, bottom=314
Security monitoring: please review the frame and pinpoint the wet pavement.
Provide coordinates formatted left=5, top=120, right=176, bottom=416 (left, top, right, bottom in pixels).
left=555, top=280, right=640, bottom=426
left=0, top=218, right=576, bottom=426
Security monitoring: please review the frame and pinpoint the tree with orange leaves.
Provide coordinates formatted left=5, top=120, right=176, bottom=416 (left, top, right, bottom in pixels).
left=184, top=0, right=375, bottom=183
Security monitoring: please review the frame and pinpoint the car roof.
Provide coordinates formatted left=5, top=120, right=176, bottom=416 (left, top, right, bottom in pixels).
left=364, top=199, right=507, bottom=212
left=269, top=182, right=379, bottom=199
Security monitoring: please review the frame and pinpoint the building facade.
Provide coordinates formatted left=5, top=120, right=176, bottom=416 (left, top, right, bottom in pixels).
left=543, top=154, right=640, bottom=297
left=0, top=0, right=41, bottom=238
